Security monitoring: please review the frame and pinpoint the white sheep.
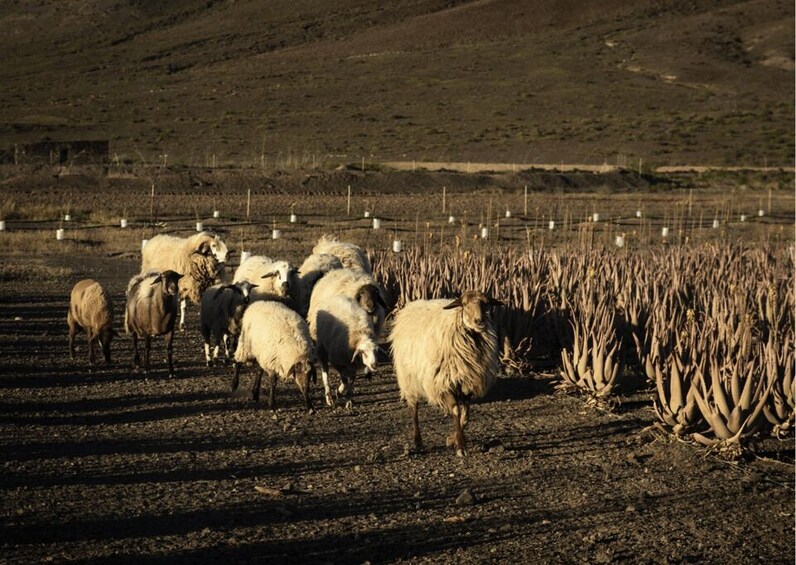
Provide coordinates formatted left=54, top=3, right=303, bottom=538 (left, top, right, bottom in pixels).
left=67, top=279, right=116, bottom=365
left=307, top=267, right=388, bottom=342
left=199, top=280, right=257, bottom=367
left=314, top=295, right=380, bottom=408
left=232, top=300, right=316, bottom=412
left=233, top=254, right=296, bottom=304
left=289, top=252, right=343, bottom=317
left=141, top=232, right=228, bottom=330
left=125, top=269, right=183, bottom=378
left=389, top=291, right=503, bottom=456
left=312, top=235, right=372, bottom=273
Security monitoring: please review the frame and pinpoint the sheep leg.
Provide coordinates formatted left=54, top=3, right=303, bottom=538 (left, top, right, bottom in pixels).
left=87, top=335, right=97, bottom=366
left=132, top=333, right=141, bottom=369
left=460, top=402, right=470, bottom=431
left=179, top=299, right=187, bottom=332
left=203, top=342, right=213, bottom=367
left=222, top=334, right=234, bottom=363
left=209, top=330, right=223, bottom=366
left=251, top=369, right=264, bottom=402
left=164, top=331, right=175, bottom=378
left=442, top=393, right=467, bottom=457
left=143, top=336, right=152, bottom=374
left=409, top=401, right=423, bottom=451
left=67, top=318, right=78, bottom=360
left=99, top=333, right=112, bottom=365
left=338, top=368, right=355, bottom=410
left=267, top=371, right=277, bottom=410
left=200, top=320, right=211, bottom=367
left=230, top=362, right=241, bottom=393
left=317, top=345, right=334, bottom=407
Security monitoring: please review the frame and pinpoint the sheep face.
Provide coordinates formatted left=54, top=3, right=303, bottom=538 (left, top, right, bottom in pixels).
left=261, top=263, right=296, bottom=297
left=442, top=291, right=503, bottom=332
left=352, top=338, right=378, bottom=372
left=195, top=234, right=228, bottom=264
left=235, top=281, right=257, bottom=302
left=152, top=270, right=184, bottom=297
left=354, top=283, right=387, bottom=315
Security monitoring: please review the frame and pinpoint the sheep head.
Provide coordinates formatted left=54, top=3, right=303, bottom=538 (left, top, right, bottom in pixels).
left=355, top=283, right=387, bottom=315
left=233, top=280, right=257, bottom=303
left=151, top=270, right=184, bottom=296
left=288, top=356, right=316, bottom=412
left=261, top=262, right=297, bottom=297
left=193, top=233, right=229, bottom=264
left=351, top=337, right=379, bottom=372
left=443, top=290, right=503, bottom=332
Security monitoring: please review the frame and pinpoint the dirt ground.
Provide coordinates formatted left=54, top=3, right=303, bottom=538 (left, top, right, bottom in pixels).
left=1, top=253, right=794, bottom=564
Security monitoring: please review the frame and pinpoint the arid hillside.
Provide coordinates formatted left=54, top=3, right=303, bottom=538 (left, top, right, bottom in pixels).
left=0, top=0, right=793, bottom=168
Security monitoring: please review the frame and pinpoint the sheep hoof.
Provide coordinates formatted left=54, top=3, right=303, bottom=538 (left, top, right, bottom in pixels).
left=324, top=392, right=335, bottom=407
left=446, top=435, right=455, bottom=448
left=345, top=399, right=354, bottom=411
left=179, top=324, right=186, bottom=333
left=456, top=448, right=467, bottom=458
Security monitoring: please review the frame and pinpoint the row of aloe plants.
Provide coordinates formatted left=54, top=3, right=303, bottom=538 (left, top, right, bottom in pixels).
left=371, top=243, right=795, bottom=454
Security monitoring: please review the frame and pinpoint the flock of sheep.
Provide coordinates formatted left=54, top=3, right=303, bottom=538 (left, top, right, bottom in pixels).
left=66, top=232, right=503, bottom=456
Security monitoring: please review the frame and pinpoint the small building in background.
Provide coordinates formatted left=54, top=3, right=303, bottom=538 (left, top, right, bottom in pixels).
left=1, top=139, right=109, bottom=166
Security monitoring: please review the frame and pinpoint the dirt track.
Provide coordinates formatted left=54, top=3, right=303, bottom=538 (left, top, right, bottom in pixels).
left=1, top=255, right=794, bottom=564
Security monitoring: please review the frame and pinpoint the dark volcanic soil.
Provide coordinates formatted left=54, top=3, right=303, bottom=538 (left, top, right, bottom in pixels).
left=0, top=255, right=793, bottom=564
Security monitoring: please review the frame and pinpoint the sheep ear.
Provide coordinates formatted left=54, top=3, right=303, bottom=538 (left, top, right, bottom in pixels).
left=194, top=242, right=211, bottom=256
left=487, top=297, right=504, bottom=307
left=442, top=297, right=462, bottom=310
left=249, top=284, right=259, bottom=289
left=261, top=272, right=277, bottom=279
left=350, top=349, right=360, bottom=364
left=375, top=292, right=387, bottom=309
left=150, top=274, right=163, bottom=285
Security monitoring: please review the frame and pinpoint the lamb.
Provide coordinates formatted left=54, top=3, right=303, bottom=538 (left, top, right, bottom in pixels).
left=67, top=279, right=116, bottom=365
left=289, top=252, right=343, bottom=317
left=312, top=235, right=372, bottom=273
left=232, top=300, right=316, bottom=412
left=307, top=268, right=388, bottom=342
left=233, top=255, right=296, bottom=304
left=199, top=280, right=257, bottom=367
left=315, top=295, right=380, bottom=408
left=141, top=232, right=228, bottom=330
left=389, top=291, right=503, bottom=456
left=125, top=269, right=183, bottom=378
